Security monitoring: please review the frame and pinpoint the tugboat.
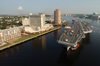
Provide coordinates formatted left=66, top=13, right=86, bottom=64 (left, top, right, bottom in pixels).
left=58, top=19, right=92, bottom=51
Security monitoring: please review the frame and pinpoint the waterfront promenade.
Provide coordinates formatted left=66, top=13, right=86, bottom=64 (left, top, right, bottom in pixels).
left=0, top=27, right=60, bottom=51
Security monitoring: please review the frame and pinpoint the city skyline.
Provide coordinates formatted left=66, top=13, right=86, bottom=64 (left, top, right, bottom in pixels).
left=0, top=0, right=100, bottom=14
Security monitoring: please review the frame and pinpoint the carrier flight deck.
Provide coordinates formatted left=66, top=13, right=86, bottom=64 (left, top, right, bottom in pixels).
left=58, top=20, right=92, bottom=51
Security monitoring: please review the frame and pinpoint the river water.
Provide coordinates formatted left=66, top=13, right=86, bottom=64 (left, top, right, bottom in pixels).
left=0, top=16, right=100, bottom=66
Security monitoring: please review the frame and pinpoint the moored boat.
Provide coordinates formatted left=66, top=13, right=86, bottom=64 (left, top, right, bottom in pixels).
left=21, top=33, right=29, bottom=37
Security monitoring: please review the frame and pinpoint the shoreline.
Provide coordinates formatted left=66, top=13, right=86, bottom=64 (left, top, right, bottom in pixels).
left=0, top=27, right=61, bottom=51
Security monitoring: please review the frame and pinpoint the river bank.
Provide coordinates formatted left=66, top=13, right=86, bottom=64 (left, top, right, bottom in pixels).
left=0, top=27, right=60, bottom=51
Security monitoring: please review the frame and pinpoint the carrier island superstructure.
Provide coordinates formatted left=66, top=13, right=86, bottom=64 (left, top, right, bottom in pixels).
left=58, top=19, right=92, bottom=51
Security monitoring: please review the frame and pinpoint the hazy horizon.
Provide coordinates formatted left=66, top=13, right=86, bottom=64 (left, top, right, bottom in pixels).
left=0, top=0, right=100, bottom=14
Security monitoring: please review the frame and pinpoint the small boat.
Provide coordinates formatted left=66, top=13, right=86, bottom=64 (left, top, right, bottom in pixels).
left=21, top=33, right=29, bottom=37
left=71, top=44, right=79, bottom=50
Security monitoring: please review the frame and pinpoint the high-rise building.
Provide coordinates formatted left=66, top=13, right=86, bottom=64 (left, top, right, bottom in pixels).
left=54, top=9, right=61, bottom=25
left=29, top=13, right=45, bottom=29
left=22, top=13, right=53, bottom=33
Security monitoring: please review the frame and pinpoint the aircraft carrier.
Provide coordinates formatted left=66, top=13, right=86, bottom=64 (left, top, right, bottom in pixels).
left=58, top=19, right=92, bottom=51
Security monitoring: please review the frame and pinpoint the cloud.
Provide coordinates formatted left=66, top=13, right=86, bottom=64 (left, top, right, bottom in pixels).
left=18, top=6, right=23, bottom=10
left=63, top=3, right=65, bottom=4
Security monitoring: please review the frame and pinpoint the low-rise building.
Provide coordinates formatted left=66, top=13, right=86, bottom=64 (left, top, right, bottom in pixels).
left=61, top=20, right=66, bottom=23
left=1, top=22, right=3, bottom=23
left=0, top=19, right=2, bottom=21
left=5, top=20, right=12, bottom=22
left=92, top=15, right=100, bottom=19
left=0, top=17, right=4, bottom=18
left=22, top=18, right=30, bottom=26
left=0, top=27, right=21, bottom=46
left=6, top=25, right=16, bottom=29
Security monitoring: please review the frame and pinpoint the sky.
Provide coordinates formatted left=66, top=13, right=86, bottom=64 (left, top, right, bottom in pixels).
left=0, top=0, right=100, bottom=14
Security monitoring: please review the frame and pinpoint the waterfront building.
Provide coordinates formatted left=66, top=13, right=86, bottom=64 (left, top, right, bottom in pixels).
left=54, top=9, right=61, bottom=25
left=22, top=13, right=53, bottom=33
left=29, top=13, right=45, bottom=29
left=0, top=27, right=22, bottom=46
left=92, top=12, right=100, bottom=19
left=93, top=12, right=97, bottom=15
left=92, top=15, right=100, bottom=19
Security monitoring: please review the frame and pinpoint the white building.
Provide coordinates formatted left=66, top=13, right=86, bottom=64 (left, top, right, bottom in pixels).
left=93, top=12, right=97, bottom=15
left=22, top=18, right=30, bottom=26
left=22, top=13, right=53, bottom=33
left=29, top=13, right=45, bottom=29
left=22, top=13, right=46, bottom=30
left=0, top=27, right=22, bottom=46
left=92, top=12, right=100, bottom=19
left=92, top=15, right=100, bottom=19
